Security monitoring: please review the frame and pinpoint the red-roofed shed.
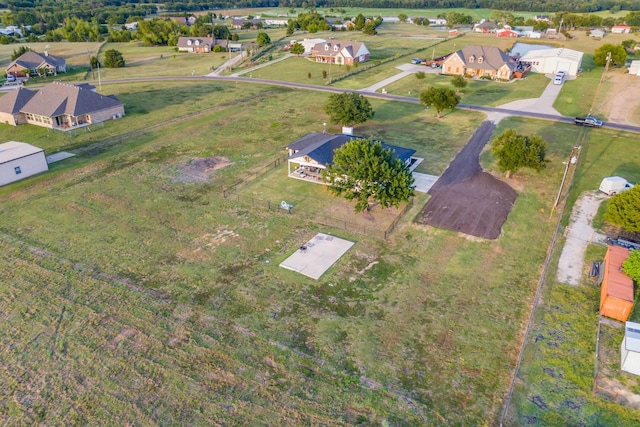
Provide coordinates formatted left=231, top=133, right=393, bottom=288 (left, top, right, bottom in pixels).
left=601, top=245, right=634, bottom=322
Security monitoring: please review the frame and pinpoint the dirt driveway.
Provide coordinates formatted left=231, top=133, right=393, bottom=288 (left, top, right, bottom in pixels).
left=414, top=121, right=518, bottom=239
left=599, top=69, right=640, bottom=125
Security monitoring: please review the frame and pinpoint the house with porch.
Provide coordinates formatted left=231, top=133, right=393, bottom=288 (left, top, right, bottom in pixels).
left=0, top=82, right=124, bottom=130
left=311, top=41, right=369, bottom=65
left=285, top=133, right=416, bottom=183
left=6, top=51, right=66, bottom=77
left=441, top=45, right=517, bottom=80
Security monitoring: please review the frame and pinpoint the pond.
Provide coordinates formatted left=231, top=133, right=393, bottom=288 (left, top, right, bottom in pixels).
left=510, top=42, right=554, bottom=58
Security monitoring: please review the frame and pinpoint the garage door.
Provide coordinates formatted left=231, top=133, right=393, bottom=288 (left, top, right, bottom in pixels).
left=555, top=61, right=571, bottom=74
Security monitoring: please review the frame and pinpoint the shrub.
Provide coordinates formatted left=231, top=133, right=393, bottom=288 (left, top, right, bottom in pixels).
left=415, top=71, right=426, bottom=79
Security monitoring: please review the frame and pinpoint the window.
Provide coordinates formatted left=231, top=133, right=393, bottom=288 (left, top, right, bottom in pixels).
left=14, top=166, right=21, bottom=175
left=477, top=56, right=483, bottom=64
left=469, top=55, right=475, bottom=63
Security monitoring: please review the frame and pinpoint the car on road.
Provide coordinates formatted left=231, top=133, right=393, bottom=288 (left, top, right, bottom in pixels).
left=574, top=116, right=603, bottom=128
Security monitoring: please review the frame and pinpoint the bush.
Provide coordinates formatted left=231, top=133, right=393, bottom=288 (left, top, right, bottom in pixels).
left=213, top=45, right=224, bottom=53
left=415, top=71, right=426, bottom=79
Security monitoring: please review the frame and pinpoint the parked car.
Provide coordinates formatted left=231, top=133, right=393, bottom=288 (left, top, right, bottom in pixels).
left=599, top=176, right=634, bottom=195
left=6, top=75, right=15, bottom=82
left=411, top=58, right=423, bottom=65
left=553, top=73, right=564, bottom=85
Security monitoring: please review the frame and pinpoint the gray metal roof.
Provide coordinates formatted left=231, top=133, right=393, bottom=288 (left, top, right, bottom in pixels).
left=0, top=141, right=43, bottom=164
left=625, top=322, right=640, bottom=352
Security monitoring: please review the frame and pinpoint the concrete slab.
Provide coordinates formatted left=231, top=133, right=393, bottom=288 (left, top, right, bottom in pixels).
left=46, top=152, right=76, bottom=164
left=280, top=233, right=354, bottom=280
left=413, top=172, right=439, bottom=193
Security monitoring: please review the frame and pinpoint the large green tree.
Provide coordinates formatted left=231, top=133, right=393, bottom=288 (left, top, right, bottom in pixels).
left=256, top=32, right=271, bottom=47
left=594, top=43, right=627, bottom=67
left=623, top=249, right=640, bottom=283
left=419, top=87, right=460, bottom=118
left=290, top=42, right=304, bottom=56
left=322, top=138, right=415, bottom=213
left=324, top=92, right=374, bottom=127
left=491, top=129, right=547, bottom=177
left=604, top=186, right=640, bottom=232
left=104, top=49, right=125, bottom=68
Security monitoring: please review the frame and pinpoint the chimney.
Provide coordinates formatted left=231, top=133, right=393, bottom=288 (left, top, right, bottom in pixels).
left=44, top=50, right=48, bottom=56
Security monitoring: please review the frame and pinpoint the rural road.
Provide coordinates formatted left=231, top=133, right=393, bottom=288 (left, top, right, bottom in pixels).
left=21, top=74, right=640, bottom=134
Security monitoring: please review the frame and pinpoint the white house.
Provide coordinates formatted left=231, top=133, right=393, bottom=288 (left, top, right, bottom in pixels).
left=520, top=47, right=584, bottom=76
left=590, top=29, right=605, bottom=38
left=629, top=60, right=640, bottom=76
left=612, top=25, right=631, bottom=34
left=428, top=18, right=447, bottom=26
left=621, top=322, right=640, bottom=376
left=0, top=141, right=48, bottom=186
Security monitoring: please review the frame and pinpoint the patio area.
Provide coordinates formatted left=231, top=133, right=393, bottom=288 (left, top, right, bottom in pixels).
left=289, top=166, right=325, bottom=184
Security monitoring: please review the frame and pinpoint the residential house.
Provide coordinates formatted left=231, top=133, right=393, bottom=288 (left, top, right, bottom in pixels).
left=263, top=18, right=288, bottom=26
left=474, top=21, right=497, bottom=33
left=496, top=25, right=518, bottom=38
left=590, top=29, right=605, bottom=38
left=0, top=81, right=124, bottom=130
left=177, top=36, right=215, bottom=53
left=301, top=38, right=326, bottom=53
left=535, top=15, right=551, bottom=22
left=520, top=47, right=583, bottom=76
left=621, top=322, right=640, bottom=376
left=428, top=18, right=447, bottom=26
left=600, top=245, right=634, bottom=322
left=441, top=45, right=517, bottom=80
left=0, top=26, right=23, bottom=37
left=612, top=25, right=631, bottom=34
left=311, top=41, right=369, bottom=65
left=124, top=22, right=138, bottom=31
left=231, top=18, right=263, bottom=29
left=6, top=51, right=66, bottom=77
left=285, top=133, right=416, bottom=183
left=0, top=141, right=48, bottom=186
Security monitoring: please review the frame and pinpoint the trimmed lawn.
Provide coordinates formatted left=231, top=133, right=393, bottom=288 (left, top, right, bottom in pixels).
left=379, top=72, right=550, bottom=107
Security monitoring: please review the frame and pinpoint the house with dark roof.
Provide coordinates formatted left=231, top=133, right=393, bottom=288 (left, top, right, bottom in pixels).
left=0, top=82, right=124, bottom=130
left=311, top=41, right=369, bottom=65
left=441, top=45, right=517, bottom=80
left=285, top=133, right=416, bottom=183
left=6, top=51, right=67, bottom=77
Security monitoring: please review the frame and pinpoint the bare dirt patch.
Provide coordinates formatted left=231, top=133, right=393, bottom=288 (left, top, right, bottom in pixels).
left=174, top=157, right=234, bottom=183
left=414, top=121, right=517, bottom=239
left=602, top=70, right=640, bottom=125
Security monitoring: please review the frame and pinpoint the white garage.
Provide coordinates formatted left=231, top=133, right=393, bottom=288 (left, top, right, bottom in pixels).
left=622, top=321, right=640, bottom=376
left=520, top=47, right=584, bottom=77
left=0, top=141, right=48, bottom=186
left=629, top=60, right=640, bottom=76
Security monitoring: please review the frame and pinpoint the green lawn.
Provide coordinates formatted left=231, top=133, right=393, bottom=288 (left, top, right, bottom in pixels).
left=501, top=120, right=640, bottom=425
left=0, top=79, right=638, bottom=425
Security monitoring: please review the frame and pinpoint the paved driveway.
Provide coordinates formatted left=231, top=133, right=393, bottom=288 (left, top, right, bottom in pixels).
left=412, top=172, right=439, bottom=193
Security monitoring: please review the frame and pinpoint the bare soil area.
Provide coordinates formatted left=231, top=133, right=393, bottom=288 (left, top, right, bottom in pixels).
left=174, top=156, right=234, bottom=182
left=415, top=121, right=517, bottom=239
left=602, top=70, right=640, bottom=125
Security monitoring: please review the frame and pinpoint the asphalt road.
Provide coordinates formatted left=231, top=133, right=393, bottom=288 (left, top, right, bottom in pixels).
left=58, top=75, right=640, bottom=134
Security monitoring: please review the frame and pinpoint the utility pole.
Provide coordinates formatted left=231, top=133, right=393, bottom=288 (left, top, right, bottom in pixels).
left=600, top=51, right=612, bottom=83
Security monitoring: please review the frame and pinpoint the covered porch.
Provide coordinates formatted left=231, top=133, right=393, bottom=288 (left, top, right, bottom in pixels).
left=53, top=113, right=91, bottom=130
left=287, top=161, right=325, bottom=184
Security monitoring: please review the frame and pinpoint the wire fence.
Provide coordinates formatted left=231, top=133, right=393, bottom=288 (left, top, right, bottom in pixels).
left=222, top=155, right=287, bottom=197
left=223, top=192, right=414, bottom=240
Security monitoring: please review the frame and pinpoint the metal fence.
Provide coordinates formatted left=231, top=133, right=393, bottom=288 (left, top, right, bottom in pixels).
left=224, top=192, right=414, bottom=240
left=222, top=155, right=287, bottom=197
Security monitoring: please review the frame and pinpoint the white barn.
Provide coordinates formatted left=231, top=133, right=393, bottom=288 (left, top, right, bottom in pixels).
left=520, top=47, right=584, bottom=77
left=0, top=141, right=48, bottom=186
left=621, top=321, right=640, bottom=376
left=629, top=60, right=640, bottom=76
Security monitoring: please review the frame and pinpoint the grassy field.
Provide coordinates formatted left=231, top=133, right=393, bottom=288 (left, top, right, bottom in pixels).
left=501, top=120, right=640, bottom=425
left=0, top=79, right=597, bottom=424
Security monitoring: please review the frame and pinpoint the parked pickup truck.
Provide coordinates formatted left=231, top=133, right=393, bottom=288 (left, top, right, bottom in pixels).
left=574, top=116, right=603, bottom=128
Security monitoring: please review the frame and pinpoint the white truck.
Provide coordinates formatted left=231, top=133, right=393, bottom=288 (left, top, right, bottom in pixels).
left=599, top=176, right=634, bottom=195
